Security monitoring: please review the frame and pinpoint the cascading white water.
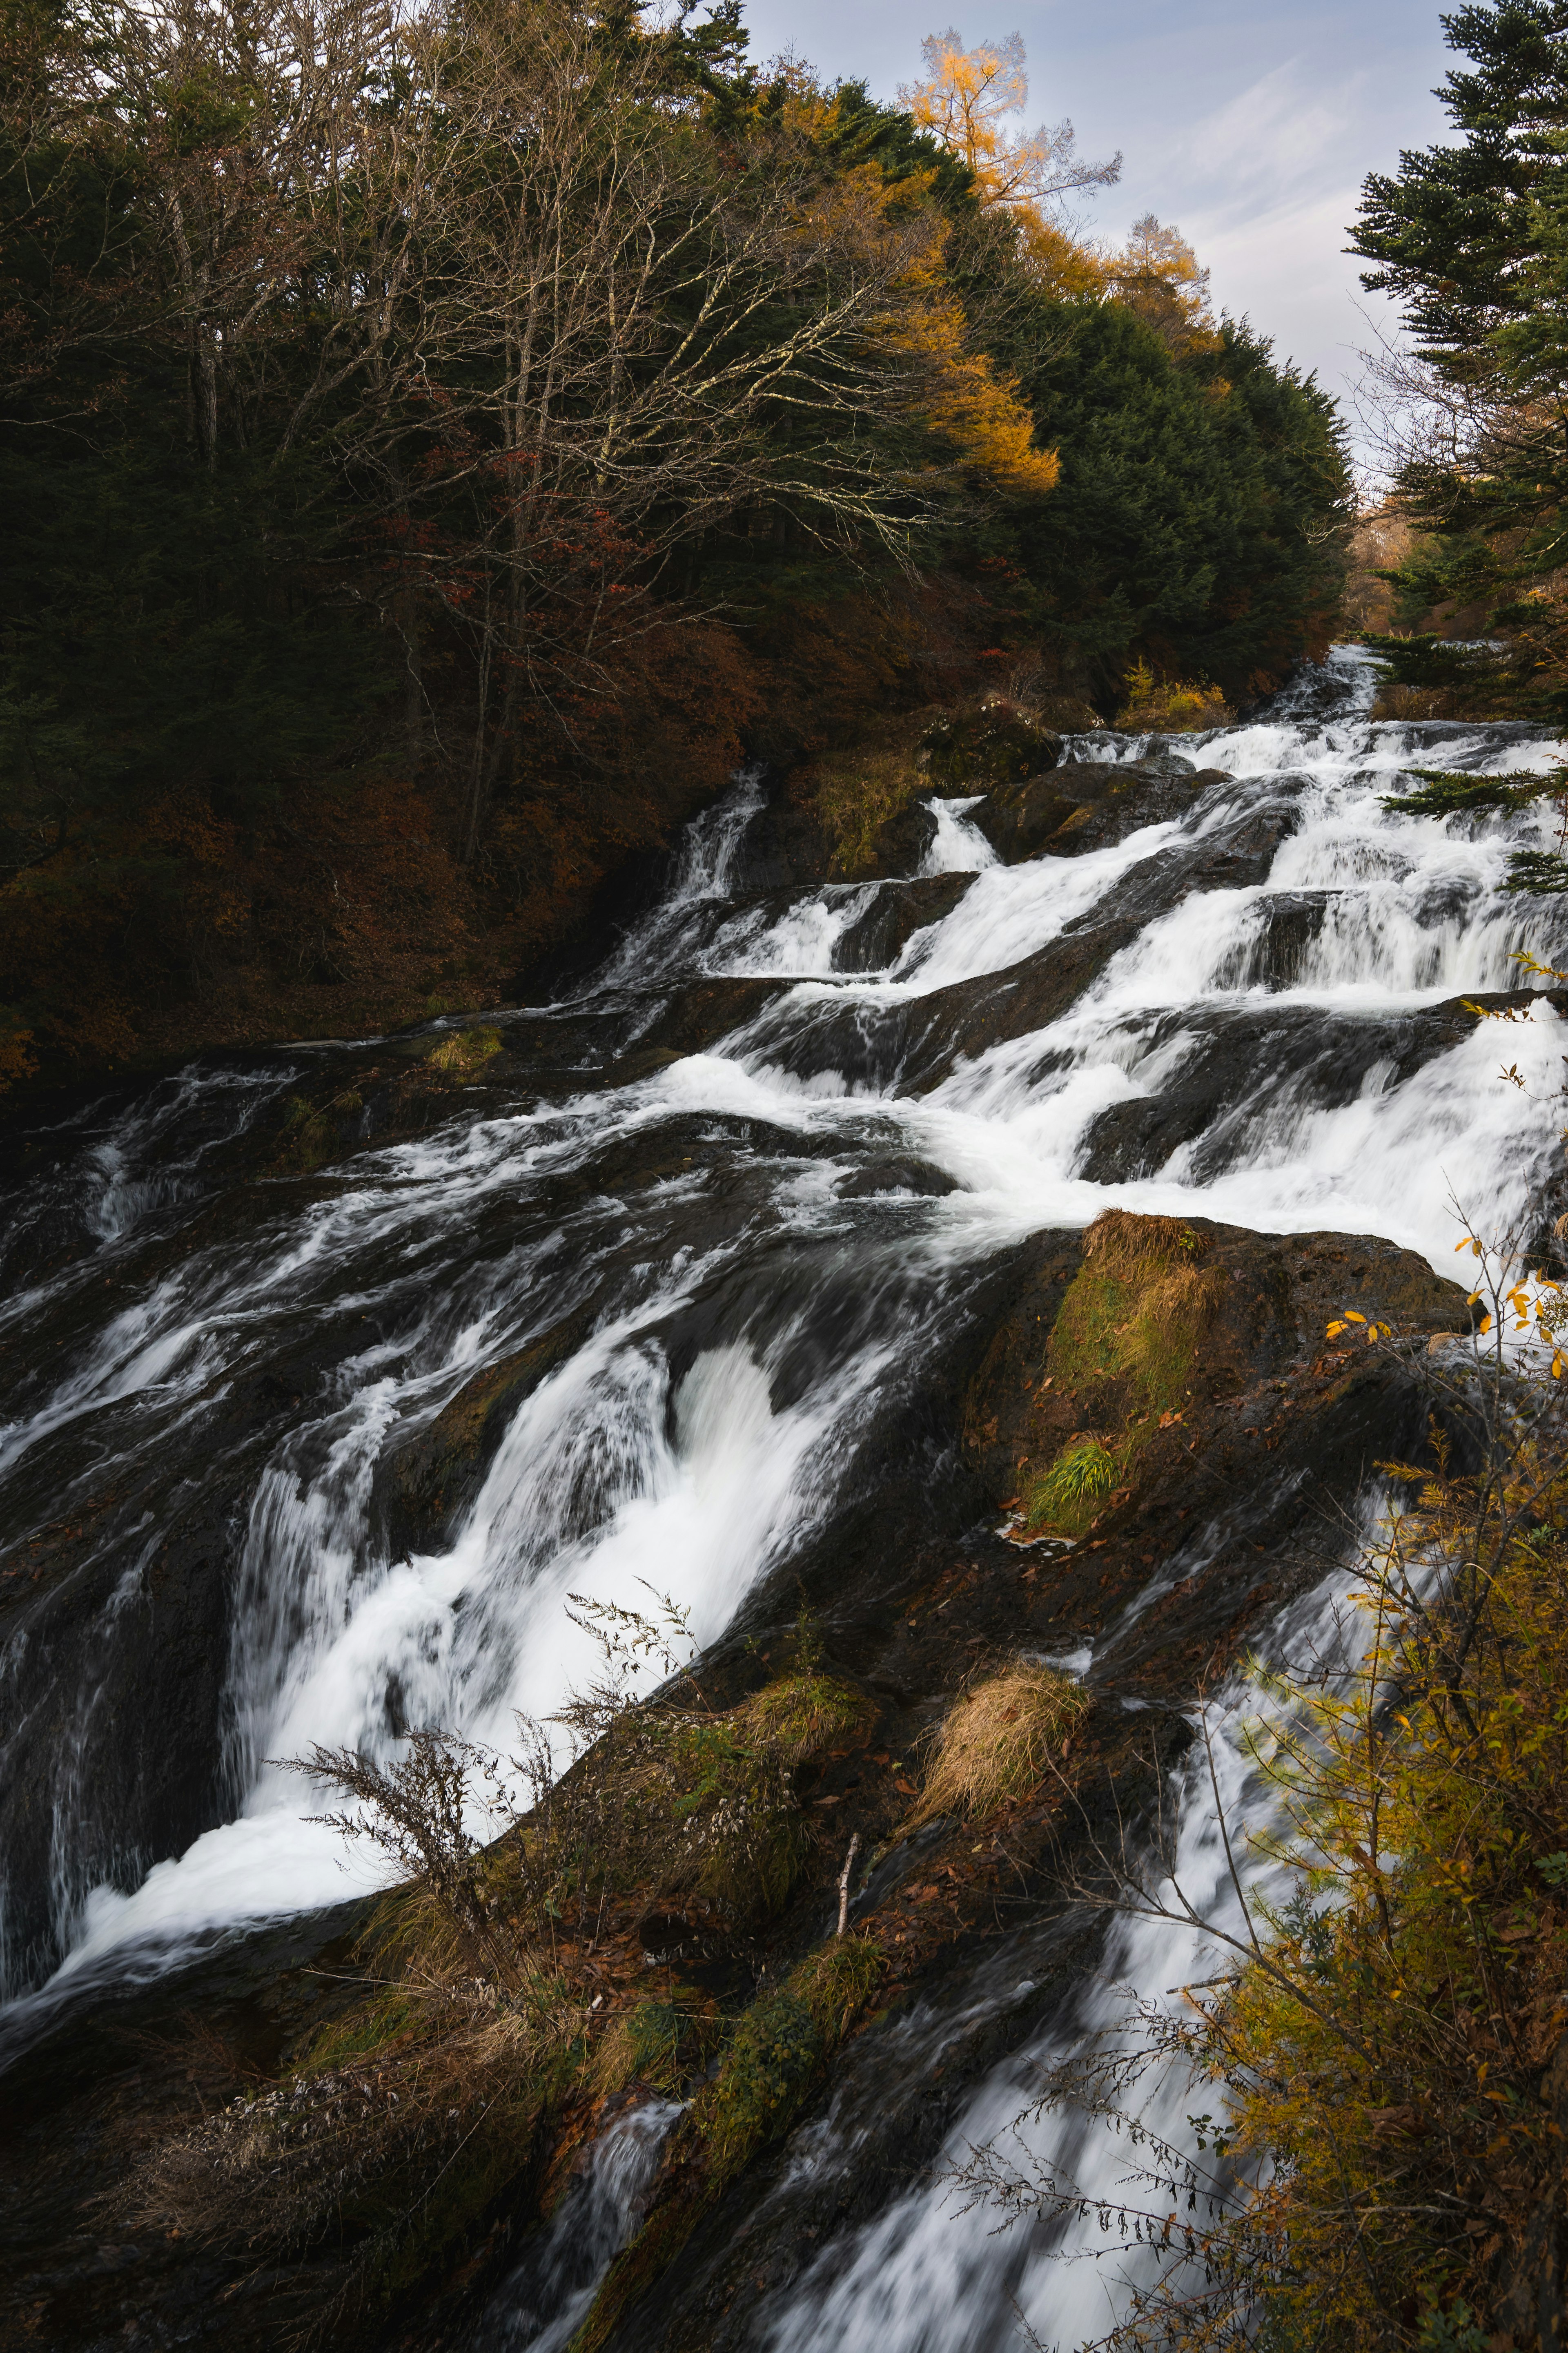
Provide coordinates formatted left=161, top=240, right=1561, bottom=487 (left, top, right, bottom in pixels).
left=2, top=645, right=1564, bottom=2114
left=479, top=2096, right=685, bottom=2352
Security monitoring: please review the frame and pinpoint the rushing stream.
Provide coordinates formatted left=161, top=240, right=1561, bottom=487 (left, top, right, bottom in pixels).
left=2, top=646, right=1567, bottom=2340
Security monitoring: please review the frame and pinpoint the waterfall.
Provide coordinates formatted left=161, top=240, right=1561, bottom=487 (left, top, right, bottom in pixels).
left=1, top=647, right=1565, bottom=2335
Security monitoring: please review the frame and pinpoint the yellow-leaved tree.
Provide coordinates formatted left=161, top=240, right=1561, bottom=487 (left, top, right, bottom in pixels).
left=786, top=96, right=1062, bottom=501
left=898, top=27, right=1119, bottom=223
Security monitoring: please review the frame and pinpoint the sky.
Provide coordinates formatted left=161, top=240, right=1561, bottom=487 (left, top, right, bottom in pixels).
left=737, top=0, right=1460, bottom=482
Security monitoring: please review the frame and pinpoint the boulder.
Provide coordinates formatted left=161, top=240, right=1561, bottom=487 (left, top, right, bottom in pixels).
left=921, top=705, right=1063, bottom=791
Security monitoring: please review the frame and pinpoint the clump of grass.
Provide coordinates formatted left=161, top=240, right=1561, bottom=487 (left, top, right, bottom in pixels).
left=906, top=1658, right=1089, bottom=1828
left=1023, top=1433, right=1118, bottom=1537
left=732, top=1668, right=867, bottom=1764
left=810, top=749, right=925, bottom=877
left=425, top=1025, right=502, bottom=1077
left=590, top=1994, right=722, bottom=2099
left=622, top=1712, right=804, bottom=1920
left=1051, top=1209, right=1221, bottom=1407
left=1117, top=659, right=1233, bottom=733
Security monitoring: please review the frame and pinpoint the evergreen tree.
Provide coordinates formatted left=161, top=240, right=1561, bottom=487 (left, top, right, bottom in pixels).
left=1350, top=2, right=1568, bottom=720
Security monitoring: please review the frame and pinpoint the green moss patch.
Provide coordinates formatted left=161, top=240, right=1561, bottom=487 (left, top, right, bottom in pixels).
left=810, top=749, right=925, bottom=877
left=424, top=1025, right=502, bottom=1078
left=274, top=1086, right=364, bottom=1172
left=1022, top=1211, right=1224, bottom=1535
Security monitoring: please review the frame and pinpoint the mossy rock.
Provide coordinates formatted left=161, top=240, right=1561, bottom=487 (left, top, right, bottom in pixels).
left=921, top=704, right=1062, bottom=791
left=962, top=1211, right=1476, bottom=1546
left=969, top=776, right=1086, bottom=861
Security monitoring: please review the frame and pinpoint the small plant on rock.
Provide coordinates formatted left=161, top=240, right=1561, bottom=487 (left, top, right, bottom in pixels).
left=1024, top=1432, right=1118, bottom=1534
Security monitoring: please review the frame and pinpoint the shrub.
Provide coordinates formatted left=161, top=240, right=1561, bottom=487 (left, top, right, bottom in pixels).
left=920, top=698, right=1061, bottom=788
left=1022, top=1434, right=1118, bottom=1537
left=127, top=1968, right=585, bottom=2292
left=1117, top=658, right=1233, bottom=732
left=906, top=1657, right=1090, bottom=1828
left=732, top=1668, right=868, bottom=1764
left=115, top=1635, right=873, bottom=2326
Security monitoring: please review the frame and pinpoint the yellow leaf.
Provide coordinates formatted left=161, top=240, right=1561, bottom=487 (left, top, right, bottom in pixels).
left=1326, top=1320, right=1348, bottom=1338
left=1343, top=1311, right=1366, bottom=1324
left=1479, top=1313, right=1493, bottom=1334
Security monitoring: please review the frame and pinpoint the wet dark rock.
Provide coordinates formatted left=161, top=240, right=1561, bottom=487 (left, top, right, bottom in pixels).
left=1078, top=987, right=1565, bottom=1187
left=0, top=651, right=1546, bottom=2353
left=967, top=756, right=1211, bottom=865
left=0, top=1897, right=376, bottom=2351
left=1049, top=761, right=1229, bottom=855
left=732, top=792, right=1310, bottom=1098
left=868, top=795, right=941, bottom=877
left=381, top=1308, right=603, bottom=1554
left=728, top=796, right=835, bottom=889
left=0, top=1200, right=1475, bottom=2353
left=832, top=875, right=973, bottom=972
left=1069, top=731, right=1202, bottom=775
left=967, top=772, right=1086, bottom=861
left=729, top=792, right=937, bottom=890
left=833, top=1157, right=958, bottom=1200
left=952, top=1217, right=1470, bottom=1677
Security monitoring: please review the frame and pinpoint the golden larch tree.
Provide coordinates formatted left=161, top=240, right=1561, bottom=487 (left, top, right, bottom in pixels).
left=898, top=28, right=1119, bottom=221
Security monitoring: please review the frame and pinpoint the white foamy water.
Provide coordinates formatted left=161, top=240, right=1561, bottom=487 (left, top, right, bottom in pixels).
left=2, top=646, right=1564, bottom=2079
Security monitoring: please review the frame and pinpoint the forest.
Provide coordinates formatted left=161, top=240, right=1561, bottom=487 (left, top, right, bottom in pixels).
left=0, top=0, right=1351, bottom=1084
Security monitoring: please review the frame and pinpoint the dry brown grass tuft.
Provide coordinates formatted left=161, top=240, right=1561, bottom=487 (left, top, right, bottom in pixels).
left=1369, top=682, right=1455, bottom=721
left=1082, top=1207, right=1203, bottom=1274
left=1076, top=1209, right=1226, bottom=1362
left=906, top=1659, right=1089, bottom=1828
left=125, top=1974, right=585, bottom=2277
left=425, top=1025, right=503, bottom=1077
